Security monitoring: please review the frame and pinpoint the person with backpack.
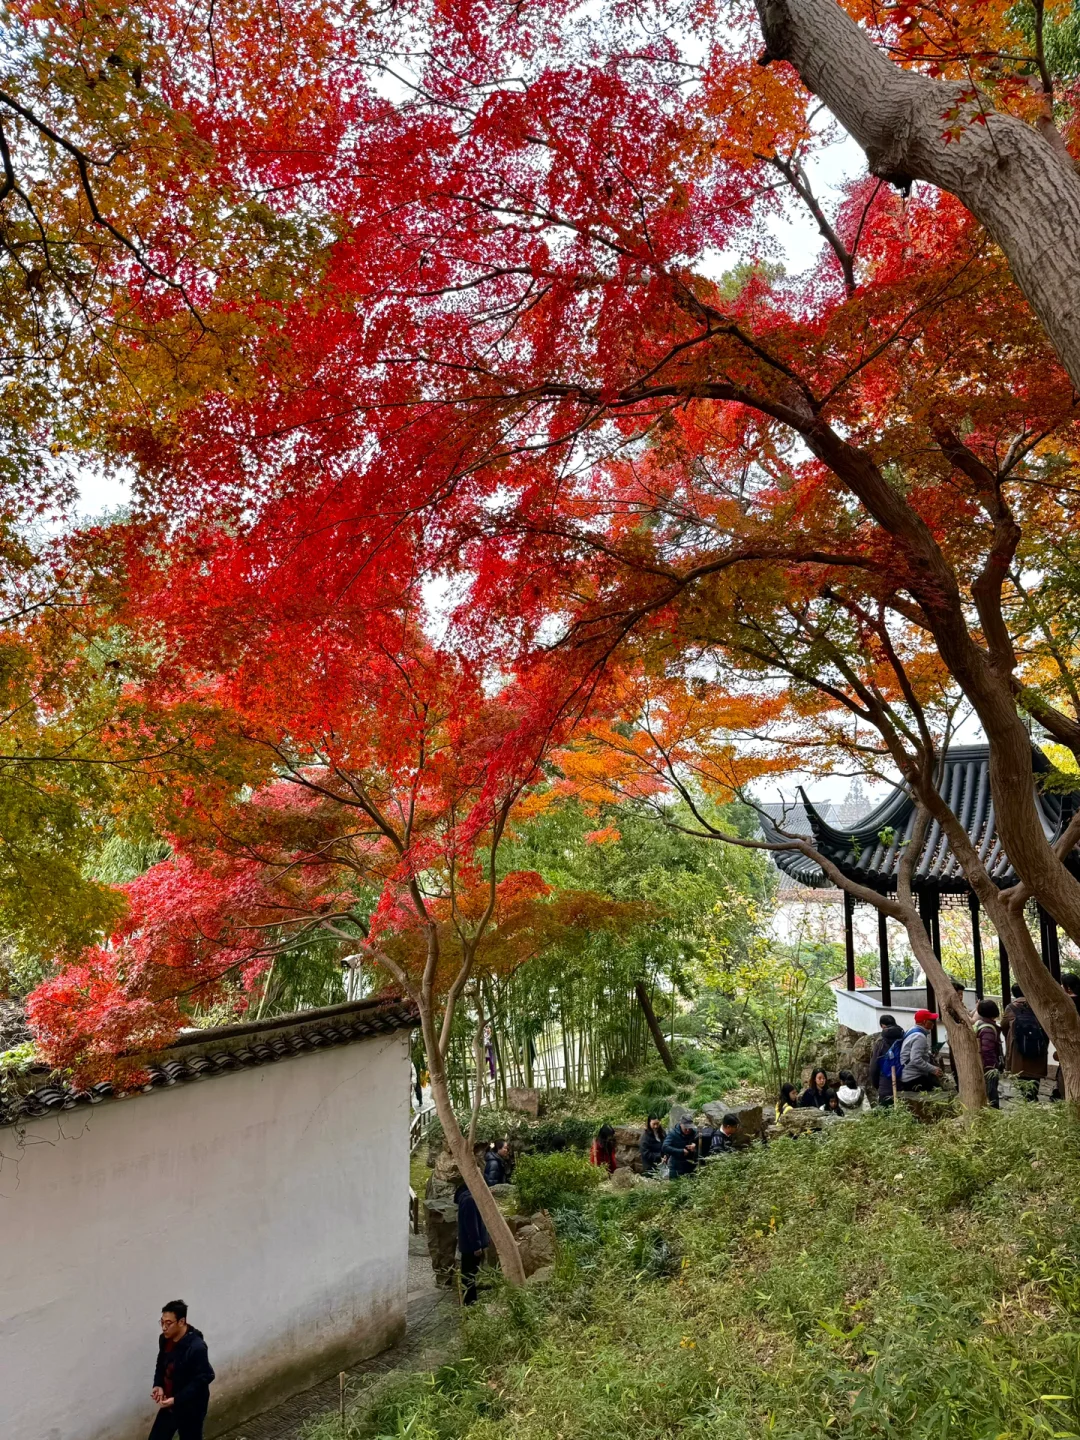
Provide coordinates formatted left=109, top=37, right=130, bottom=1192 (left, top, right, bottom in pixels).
left=974, top=998, right=1003, bottom=1109
left=869, top=1022, right=905, bottom=1105
left=1003, top=984, right=1049, bottom=1101
left=900, top=1010, right=943, bottom=1092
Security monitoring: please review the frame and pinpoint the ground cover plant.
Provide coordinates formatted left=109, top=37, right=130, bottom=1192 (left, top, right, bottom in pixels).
left=326, top=1105, right=1080, bottom=1440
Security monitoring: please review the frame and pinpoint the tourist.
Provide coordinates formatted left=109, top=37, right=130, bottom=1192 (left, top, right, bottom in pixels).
left=900, top=1010, right=943, bottom=1092
left=662, top=1117, right=698, bottom=1177
left=148, top=1300, right=215, bottom=1440
left=822, top=1089, right=845, bottom=1118
left=799, top=1069, right=831, bottom=1109
left=836, top=1069, right=870, bottom=1113
left=776, top=1082, right=799, bottom=1117
left=589, top=1123, right=618, bottom=1173
left=1003, top=984, right=1049, bottom=1101
left=974, top=998, right=1003, bottom=1109
left=455, top=1181, right=490, bottom=1306
left=639, top=1115, right=666, bottom=1175
left=1051, top=974, right=1080, bottom=1098
left=710, top=1114, right=741, bottom=1154
left=484, top=1139, right=511, bottom=1186
left=870, top=1022, right=905, bottom=1105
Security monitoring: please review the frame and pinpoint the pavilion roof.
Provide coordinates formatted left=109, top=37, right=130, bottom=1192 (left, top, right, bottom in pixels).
left=760, top=744, right=1080, bottom=893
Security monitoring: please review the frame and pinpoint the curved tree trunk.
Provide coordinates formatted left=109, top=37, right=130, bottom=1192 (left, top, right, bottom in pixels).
left=754, top=0, right=1080, bottom=392
left=419, top=1007, right=527, bottom=1287
left=898, top=906, right=987, bottom=1111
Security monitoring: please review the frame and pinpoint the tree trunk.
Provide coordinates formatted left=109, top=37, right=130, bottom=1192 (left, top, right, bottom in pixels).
left=420, top=1007, right=526, bottom=1287
left=467, top=989, right=485, bottom=1150
left=754, top=0, right=1080, bottom=392
left=899, top=908, right=987, bottom=1110
left=635, top=980, right=676, bottom=1071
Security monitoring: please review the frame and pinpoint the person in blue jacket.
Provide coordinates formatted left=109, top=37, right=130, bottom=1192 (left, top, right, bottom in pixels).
left=456, top=1182, right=491, bottom=1305
left=662, top=1117, right=698, bottom=1177
left=148, top=1300, right=214, bottom=1440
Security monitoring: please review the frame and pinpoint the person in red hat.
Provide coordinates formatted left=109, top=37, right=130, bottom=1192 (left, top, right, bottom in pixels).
left=900, top=1010, right=943, bottom=1092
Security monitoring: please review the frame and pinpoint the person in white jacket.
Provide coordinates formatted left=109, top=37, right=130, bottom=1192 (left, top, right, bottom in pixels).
left=836, top=1069, right=871, bottom=1112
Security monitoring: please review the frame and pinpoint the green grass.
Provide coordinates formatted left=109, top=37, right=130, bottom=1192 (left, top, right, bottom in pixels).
left=330, top=1104, right=1080, bottom=1440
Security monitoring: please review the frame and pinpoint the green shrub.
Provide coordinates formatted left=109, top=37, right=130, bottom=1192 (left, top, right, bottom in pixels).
left=514, top=1150, right=604, bottom=1213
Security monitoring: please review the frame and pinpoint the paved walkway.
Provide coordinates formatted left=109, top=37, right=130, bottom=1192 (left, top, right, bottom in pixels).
left=219, top=1234, right=458, bottom=1440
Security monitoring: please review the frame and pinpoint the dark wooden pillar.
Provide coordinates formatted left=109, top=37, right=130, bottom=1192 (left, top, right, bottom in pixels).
left=999, top=937, right=1011, bottom=1011
left=968, top=892, right=984, bottom=1000
left=1038, top=904, right=1062, bottom=982
left=919, top=889, right=940, bottom=1015
left=844, top=891, right=856, bottom=991
left=878, top=908, right=892, bottom=1008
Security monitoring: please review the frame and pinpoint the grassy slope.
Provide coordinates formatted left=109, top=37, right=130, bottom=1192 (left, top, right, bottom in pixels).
left=361, top=1106, right=1080, bottom=1440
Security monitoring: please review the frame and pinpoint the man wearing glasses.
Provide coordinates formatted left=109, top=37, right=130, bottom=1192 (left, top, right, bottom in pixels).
left=149, top=1300, right=215, bottom=1440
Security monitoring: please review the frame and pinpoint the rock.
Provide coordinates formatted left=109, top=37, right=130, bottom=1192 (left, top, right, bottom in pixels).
left=432, top=1146, right=463, bottom=1188
left=605, top=1166, right=639, bottom=1191
left=668, top=1102, right=694, bottom=1131
left=836, top=1025, right=876, bottom=1088
left=613, top=1125, right=645, bottom=1172
left=898, top=1090, right=959, bottom=1123
left=701, top=1101, right=730, bottom=1127
left=426, top=1164, right=459, bottom=1206
left=732, top=1104, right=763, bottom=1145
left=776, top=1106, right=823, bottom=1134
left=488, top=1182, right=516, bottom=1202
left=424, top=1197, right=458, bottom=1287
left=506, top=1086, right=544, bottom=1116
left=517, top=1211, right=556, bottom=1276
left=525, top=1264, right=555, bottom=1286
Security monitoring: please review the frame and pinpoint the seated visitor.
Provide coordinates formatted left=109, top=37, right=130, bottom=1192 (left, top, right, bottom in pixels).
left=836, top=1069, right=869, bottom=1112
left=639, top=1115, right=666, bottom=1175
left=900, top=1010, right=943, bottom=1092
left=777, top=1082, right=799, bottom=1117
left=799, top=1069, right=831, bottom=1109
left=822, top=1089, right=845, bottom=1118
left=974, top=998, right=1003, bottom=1109
left=869, top=1023, right=905, bottom=1105
left=662, top=1117, right=698, bottom=1177
left=589, top=1123, right=618, bottom=1173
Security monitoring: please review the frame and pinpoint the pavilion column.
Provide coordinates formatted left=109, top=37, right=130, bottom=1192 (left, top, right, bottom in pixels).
left=918, top=889, right=940, bottom=1015
left=968, top=893, right=984, bottom=1000
left=1038, top=904, right=1062, bottom=982
left=999, top=937, right=1011, bottom=1011
left=878, top=908, right=891, bottom=1008
left=844, top=891, right=856, bottom=991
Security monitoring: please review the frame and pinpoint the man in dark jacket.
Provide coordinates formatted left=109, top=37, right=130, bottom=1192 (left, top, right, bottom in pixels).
left=709, top=1115, right=740, bottom=1155
left=484, top=1140, right=511, bottom=1186
left=869, top=1023, right=905, bottom=1105
left=149, top=1300, right=214, bottom=1440
left=456, top=1181, right=491, bottom=1305
left=662, top=1118, right=698, bottom=1177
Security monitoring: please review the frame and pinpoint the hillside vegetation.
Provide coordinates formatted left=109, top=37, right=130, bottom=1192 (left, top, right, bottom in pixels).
left=336, top=1106, right=1080, bottom=1440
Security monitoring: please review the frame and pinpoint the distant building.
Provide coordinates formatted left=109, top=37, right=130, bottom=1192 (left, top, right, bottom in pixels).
left=1, top=995, right=416, bottom=1440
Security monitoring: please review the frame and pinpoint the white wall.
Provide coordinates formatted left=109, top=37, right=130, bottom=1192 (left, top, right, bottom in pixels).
left=0, top=1030, right=410, bottom=1440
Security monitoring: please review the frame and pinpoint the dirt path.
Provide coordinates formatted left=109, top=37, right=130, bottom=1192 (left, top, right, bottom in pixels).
left=217, top=1234, right=457, bottom=1440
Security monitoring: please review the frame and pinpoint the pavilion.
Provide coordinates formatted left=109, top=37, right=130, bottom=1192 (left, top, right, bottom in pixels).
left=761, top=744, right=1079, bottom=1018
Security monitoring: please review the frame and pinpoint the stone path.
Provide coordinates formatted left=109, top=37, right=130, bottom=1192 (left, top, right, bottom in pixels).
left=218, top=1233, right=458, bottom=1440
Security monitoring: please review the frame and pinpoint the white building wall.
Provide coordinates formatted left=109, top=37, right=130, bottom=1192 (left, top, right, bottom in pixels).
left=0, top=1029, right=410, bottom=1440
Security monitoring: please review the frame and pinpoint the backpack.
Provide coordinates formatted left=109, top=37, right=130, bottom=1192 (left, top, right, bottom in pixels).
left=879, top=1034, right=908, bottom=1085
left=1011, top=1003, right=1048, bottom=1060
